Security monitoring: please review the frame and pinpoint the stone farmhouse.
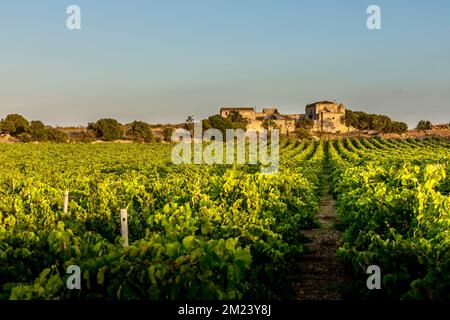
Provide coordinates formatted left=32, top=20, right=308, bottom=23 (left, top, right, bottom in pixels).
left=219, top=101, right=347, bottom=134
left=305, top=101, right=347, bottom=133
left=220, top=107, right=297, bottom=135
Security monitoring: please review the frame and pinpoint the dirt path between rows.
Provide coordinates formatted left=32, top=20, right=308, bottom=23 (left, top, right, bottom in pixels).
left=292, top=176, right=348, bottom=300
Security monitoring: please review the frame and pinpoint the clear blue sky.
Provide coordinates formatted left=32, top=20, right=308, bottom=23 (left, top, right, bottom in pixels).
left=1, top=0, right=449, bottom=127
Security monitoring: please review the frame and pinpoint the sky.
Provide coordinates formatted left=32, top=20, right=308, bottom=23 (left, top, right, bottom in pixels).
left=0, top=0, right=449, bottom=128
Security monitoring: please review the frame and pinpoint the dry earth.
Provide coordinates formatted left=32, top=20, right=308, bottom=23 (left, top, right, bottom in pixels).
left=292, top=179, right=348, bottom=300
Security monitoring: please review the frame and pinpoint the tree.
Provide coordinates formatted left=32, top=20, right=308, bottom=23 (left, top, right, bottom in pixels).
left=262, top=119, right=279, bottom=133
left=201, top=119, right=212, bottom=132
left=297, top=118, right=314, bottom=130
left=370, top=115, right=391, bottom=132
left=416, top=120, right=432, bottom=132
left=358, top=112, right=372, bottom=130
left=88, top=119, right=123, bottom=141
left=30, top=120, right=48, bottom=141
left=199, top=112, right=251, bottom=139
left=345, top=110, right=371, bottom=130
left=0, top=114, right=30, bottom=136
left=18, top=133, right=33, bottom=142
left=226, top=111, right=248, bottom=130
left=46, top=128, right=68, bottom=143
left=390, top=121, right=408, bottom=134
left=344, top=109, right=407, bottom=134
left=203, top=115, right=235, bottom=137
left=183, top=116, right=195, bottom=133
left=77, top=131, right=96, bottom=143
left=127, top=121, right=152, bottom=142
left=162, top=127, right=174, bottom=142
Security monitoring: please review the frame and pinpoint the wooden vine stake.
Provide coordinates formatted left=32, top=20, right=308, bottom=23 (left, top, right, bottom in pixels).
left=120, top=209, right=129, bottom=248
left=63, top=190, right=69, bottom=215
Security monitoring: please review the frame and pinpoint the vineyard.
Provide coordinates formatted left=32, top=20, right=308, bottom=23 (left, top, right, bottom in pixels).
left=0, top=138, right=449, bottom=300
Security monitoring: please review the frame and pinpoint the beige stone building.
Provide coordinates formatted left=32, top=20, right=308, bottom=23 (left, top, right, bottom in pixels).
left=220, top=107, right=256, bottom=122
left=220, top=107, right=296, bottom=134
left=305, top=101, right=347, bottom=133
left=219, top=101, right=348, bottom=135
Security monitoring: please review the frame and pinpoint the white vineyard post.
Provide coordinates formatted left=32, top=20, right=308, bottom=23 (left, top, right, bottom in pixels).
left=63, top=190, right=69, bottom=215
left=120, top=209, right=129, bottom=247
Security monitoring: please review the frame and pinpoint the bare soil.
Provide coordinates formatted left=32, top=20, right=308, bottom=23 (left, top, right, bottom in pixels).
left=292, top=179, right=348, bottom=300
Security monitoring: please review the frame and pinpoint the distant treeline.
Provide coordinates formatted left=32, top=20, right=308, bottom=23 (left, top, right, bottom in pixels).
left=87, top=119, right=174, bottom=142
left=0, top=114, right=68, bottom=142
left=0, top=114, right=174, bottom=143
left=0, top=112, right=439, bottom=143
left=344, top=110, right=408, bottom=133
